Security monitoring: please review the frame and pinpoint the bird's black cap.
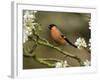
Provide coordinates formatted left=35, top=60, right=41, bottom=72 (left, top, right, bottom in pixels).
left=48, top=24, right=57, bottom=30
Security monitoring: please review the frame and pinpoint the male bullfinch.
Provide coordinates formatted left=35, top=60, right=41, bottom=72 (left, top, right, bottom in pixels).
left=48, top=24, right=77, bottom=48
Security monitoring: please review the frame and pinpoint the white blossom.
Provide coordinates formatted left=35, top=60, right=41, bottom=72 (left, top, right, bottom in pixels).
left=26, top=27, right=32, bottom=32
left=88, top=38, right=91, bottom=46
left=33, top=10, right=37, bottom=14
left=24, top=11, right=36, bottom=20
left=88, top=38, right=91, bottom=50
left=23, top=11, right=29, bottom=19
left=63, top=60, right=69, bottom=68
left=23, top=27, right=32, bottom=43
left=84, top=59, right=91, bottom=66
left=88, top=20, right=91, bottom=30
left=75, top=37, right=87, bottom=49
left=23, top=10, right=38, bottom=28
left=55, top=60, right=69, bottom=68
left=23, top=29, right=28, bottom=43
left=55, top=61, right=63, bottom=68
left=23, top=10, right=38, bottom=43
left=23, top=34, right=28, bottom=43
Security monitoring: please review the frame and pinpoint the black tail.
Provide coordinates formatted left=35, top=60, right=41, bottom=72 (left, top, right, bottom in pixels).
left=64, top=38, right=77, bottom=48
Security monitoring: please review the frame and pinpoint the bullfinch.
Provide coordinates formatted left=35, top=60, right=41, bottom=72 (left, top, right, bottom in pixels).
left=48, top=24, right=77, bottom=48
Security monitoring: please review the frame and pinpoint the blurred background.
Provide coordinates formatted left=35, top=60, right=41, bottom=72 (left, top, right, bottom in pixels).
left=23, top=11, right=91, bottom=69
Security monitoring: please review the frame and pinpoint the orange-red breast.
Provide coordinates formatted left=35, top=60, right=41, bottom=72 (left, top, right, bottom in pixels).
left=48, top=24, right=77, bottom=48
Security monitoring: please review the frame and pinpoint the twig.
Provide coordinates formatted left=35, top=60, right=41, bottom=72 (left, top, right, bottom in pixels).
left=37, top=40, right=83, bottom=66
left=23, top=54, right=58, bottom=67
left=37, top=57, right=61, bottom=62
left=23, top=48, right=36, bottom=57
left=34, top=56, right=56, bottom=67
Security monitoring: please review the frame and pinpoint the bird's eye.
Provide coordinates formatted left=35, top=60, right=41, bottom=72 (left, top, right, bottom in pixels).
left=61, top=35, right=64, bottom=37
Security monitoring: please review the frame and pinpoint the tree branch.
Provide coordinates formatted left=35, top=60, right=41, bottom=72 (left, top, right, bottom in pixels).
left=37, top=40, right=83, bottom=66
